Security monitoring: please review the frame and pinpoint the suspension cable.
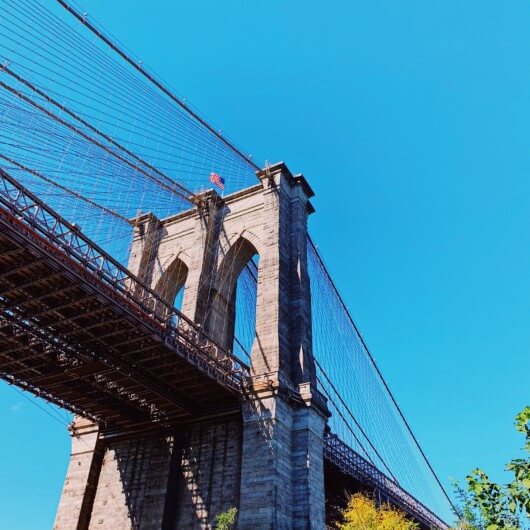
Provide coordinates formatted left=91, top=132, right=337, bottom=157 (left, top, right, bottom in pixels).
left=55, top=0, right=260, bottom=172
left=0, top=76, right=194, bottom=203
left=308, top=236, right=456, bottom=513
left=1, top=65, right=194, bottom=201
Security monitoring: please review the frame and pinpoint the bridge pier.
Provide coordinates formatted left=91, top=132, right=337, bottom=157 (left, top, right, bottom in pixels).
left=54, top=419, right=177, bottom=530
left=239, top=385, right=327, bottom=530
left=55, top=407, right=327, bottom=529
left=54, top=418, right=103, bottom=530
left=55, top=417, right=244, bottom=530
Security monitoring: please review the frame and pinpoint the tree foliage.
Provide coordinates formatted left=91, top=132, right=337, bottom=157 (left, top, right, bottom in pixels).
left=335, top=492, right=418, bottom=530
left=215, top=507, right=237, bottom=530
left=454, top=406, right=530, bottom=530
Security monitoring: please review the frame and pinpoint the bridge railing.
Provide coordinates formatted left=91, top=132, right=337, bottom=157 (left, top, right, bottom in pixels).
left=324, top=432, right=449, bottom=530
left=0, top=168, right=249, bottom=390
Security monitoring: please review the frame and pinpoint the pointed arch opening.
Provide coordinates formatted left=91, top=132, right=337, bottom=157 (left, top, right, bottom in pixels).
left=205, top=237, right=259, bottom=357
left=232, top=253, right=259, bottom=361
left=154, top=257, right=189, bottom=320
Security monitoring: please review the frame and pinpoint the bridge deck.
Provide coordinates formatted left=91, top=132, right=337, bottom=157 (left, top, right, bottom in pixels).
left=0, top=170, right=447, bottom=528
left=0, top=172, right=247, bottom=430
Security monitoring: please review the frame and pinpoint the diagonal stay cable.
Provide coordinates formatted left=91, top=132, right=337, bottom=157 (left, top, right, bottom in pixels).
left=315, top=357, right=398, bottom=483
left=0, top=76, right=193, bottom=204
left=308, top=236, right=456, bottom=513
left=0, top=153, right=129, bottom=223
left=1, top=65, right=195, bottom=201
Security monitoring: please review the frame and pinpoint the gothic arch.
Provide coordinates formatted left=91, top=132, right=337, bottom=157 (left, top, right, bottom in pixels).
left=205, top=236, right=259, bottom=350
left=154, top=256, right=189, bottom=317
left=217, top=236, right=258, bottom=292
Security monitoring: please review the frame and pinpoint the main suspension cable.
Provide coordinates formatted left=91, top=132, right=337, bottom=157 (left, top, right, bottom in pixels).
left=55, top=0, right=260, bottom=173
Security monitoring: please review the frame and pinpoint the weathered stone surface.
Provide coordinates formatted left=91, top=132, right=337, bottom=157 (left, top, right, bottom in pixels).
left=54, top=418, right=102, bottom=530
left=55, top=418, right=242, bottom=530
left=88, top=432, right=174, bottom=530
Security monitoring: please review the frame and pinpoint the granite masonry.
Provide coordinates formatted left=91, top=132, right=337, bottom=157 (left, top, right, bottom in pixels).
left=53, top=163, right=329, bottom=529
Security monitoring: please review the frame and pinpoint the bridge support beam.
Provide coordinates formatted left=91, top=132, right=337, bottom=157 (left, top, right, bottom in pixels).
left=236, top=163, right=329, bottom=528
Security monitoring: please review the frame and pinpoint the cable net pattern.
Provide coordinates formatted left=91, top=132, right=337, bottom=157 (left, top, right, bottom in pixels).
left=0, top=0, right=257, bottom=265
left=308, top=241, right=451, bottom=520
left=0, top=0, right=452, bottom=524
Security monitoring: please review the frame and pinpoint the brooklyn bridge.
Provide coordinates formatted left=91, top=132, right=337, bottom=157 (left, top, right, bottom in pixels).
left=0, top=1, right=453, bottom=528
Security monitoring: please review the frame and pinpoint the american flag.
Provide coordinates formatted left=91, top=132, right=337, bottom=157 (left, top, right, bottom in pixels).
left=209, top=172, right=225, bottom=190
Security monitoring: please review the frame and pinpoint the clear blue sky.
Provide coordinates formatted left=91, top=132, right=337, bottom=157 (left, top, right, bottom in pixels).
left=1, top=1, right=530, bottom=528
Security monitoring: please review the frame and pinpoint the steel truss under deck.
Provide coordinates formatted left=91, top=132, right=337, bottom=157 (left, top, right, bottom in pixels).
left=0, top=168, right=249, bottom=428
left=324, top=433, right=448, bottom=529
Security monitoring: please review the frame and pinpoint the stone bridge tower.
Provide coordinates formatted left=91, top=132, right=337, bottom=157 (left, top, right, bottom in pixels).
left=54, top=162, right=329, bottom=529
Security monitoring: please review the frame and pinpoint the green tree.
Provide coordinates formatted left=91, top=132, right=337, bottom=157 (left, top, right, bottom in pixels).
left=215, top=507, right=237, bottom=530
left=453, top=406, right=530, bottom=530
